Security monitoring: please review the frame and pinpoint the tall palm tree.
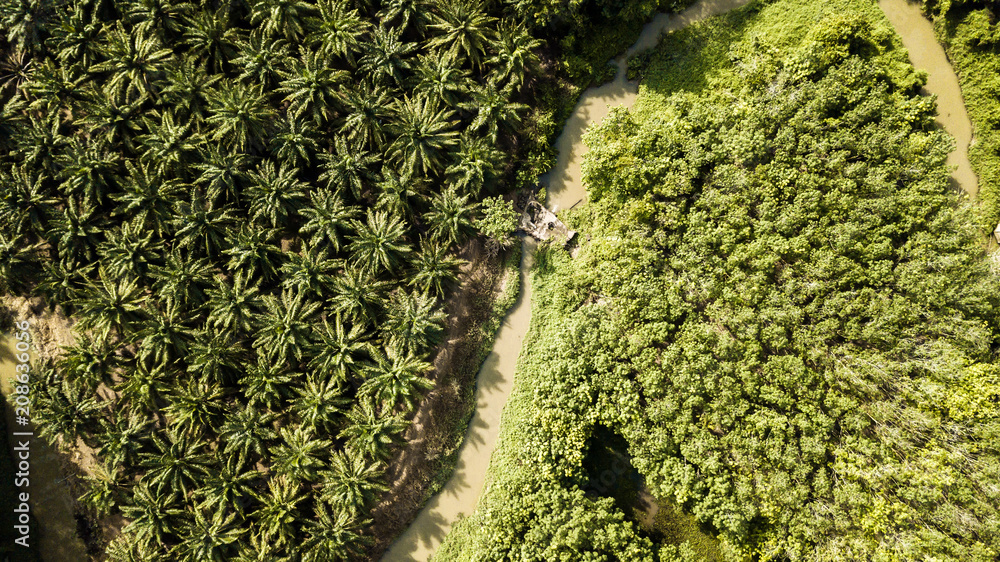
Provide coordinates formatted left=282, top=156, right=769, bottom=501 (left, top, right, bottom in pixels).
left=172, top=508, right=244, bottom=562
left=425, top=186, right=476, bottom=247
left=231, top=30, right=291, bottom=91
left=56, top=138, right=122, bottom=207
left=249, top=0, right=315, bottom=41
left=47, top=196, right=104, bottom=266
left=245, top=160, right=308, bottom=229
left=137, top=109, right=206, bottom=178
left=223, top=224, right=284, bottom=283
left=445, top=131, right=500, bottom=195
left=269, top=116, right=319, bottom=168
left=412, top=51, right=472, bottom=108
left=277, top=47, right=347, bottom=125
left=162, top=378, right=224, bottom=437
left=376, top=0, right=430, bottom=34
left=358, top=25, right=416, bottom=88
left=218, top=406, right=277, bottom=467
left=346, top=208, right=412, bottom=274
left=427, top=0, right=496, bottom=70
left=197, top=456, right=257, bottom=516
left=57, top=333, right=120, bottom=390
left=461, top=83, right=528, bottom=142
left=319, top=450, right=387, bottom=514
left=98, top=216, right=165, bottom=283
left=251, top=475, right=305, bottom=550
left=409, top=237, right=463, bottom=298
left=307, top=0, right=368, bottom=64
left=238, top=354, right=295, bottom=410
left=298, top=188, right=357, bottom=253
left=79, top=460, right=124, bottom=517
left=125, top=0, right=191, bottom=36
left=112, top=161, right=184, bottom=236
left=180, top=7, right=239, bottom=73
left=193, top=145, right=249, bottom=206
left=206, top=81, right=274, bottom=153
left=269, top=426, right=330, bottom=484
left=381, top=289, right=445, bottom=355
left=301, top=501, right=371, bottom=561
left=0, top=230, right=42, bottom=294
left=206, top=271, right=263, bottom=334
left=150, top=251, right=214, bottom=310
left=328, top=265, right=388, bottom=328
left=339, top=401, right=409, bottom=462
left=186, top=329, right=244, bottom=385
left=388, top=95, right=459, bottom=176
left=254, top=289, right=321, bottom=364
left=137, top=303, right=196, bottom=366
left=0, top=0, right=52, bottom=52
left=308, top=313, right=370, bottom=385
left=280, top=241, right=338, bottom=299
left=375, top=168, right=425, bottom=220
left=14, top=111, right=68, bottom=177
left=37, top=259, right=92, bottom=307
left=318, top=136, right=379, bottom=202
left=73, top=267, right=149, bottom=340
left=91, top=22, right=174, bottom=100
left=488, top=19, right=541, bottom=92
left=0, top=163, right=55, bottom=235
left=22, top=57, right=86, bottom=115
left=79, top=83, right=147, bottom=152
left=139, top=428, right=213, bottom=497
left=339, top=81, right=393, bottom=150
left=31, top=363, right=105, bottom=446
left=115, top=358, right=172, bottom=416
left=119, top=482, right=184, bottom=552
left=158, top=57, right=221, bottom=125
left=97, top=411, right=152, bottom=471
left=290, top=374, right=349, bottom=434
left=49, top=3, right=103, bottom=68
left=171, top=195, right=237, bottom=257
left=359, top=343, right=434, bottom=412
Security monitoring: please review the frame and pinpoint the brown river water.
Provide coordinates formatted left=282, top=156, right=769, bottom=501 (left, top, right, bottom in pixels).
left=0, top=1, right=976, bottom=560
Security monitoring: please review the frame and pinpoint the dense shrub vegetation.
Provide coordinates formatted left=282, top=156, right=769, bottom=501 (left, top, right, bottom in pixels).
left=920, top=0, right=1000, bottom=228
left=439, top=1, right=1000, bottom=560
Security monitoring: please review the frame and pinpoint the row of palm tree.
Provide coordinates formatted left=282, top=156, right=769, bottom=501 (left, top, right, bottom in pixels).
left=0, top=0, right=543, bottom=558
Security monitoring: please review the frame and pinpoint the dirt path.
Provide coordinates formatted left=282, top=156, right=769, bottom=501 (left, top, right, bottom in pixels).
left=878, top=0, right=979, bottom=198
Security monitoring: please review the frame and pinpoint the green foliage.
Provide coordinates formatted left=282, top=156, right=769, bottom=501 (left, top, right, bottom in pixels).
left=476, top=194, right=519, bottom=247
left=441, top=2, right=1000, bottom=561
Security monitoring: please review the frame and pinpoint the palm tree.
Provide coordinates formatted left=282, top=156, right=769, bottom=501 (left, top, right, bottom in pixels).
left=47, top=196, right=103, bottom=266
left=0, top=0, right=51, bottom=52
left=329, top=265, right=388, bottom=328
left=14, top=111, right=68, bottom=177
left=136, top=303, right=195, bottom=366
left=376, top=0, right=430, bottom=34
left=158, top=58, right=221, bottom=126
left=79, top=460, right=124, bottom=517
left=427, top=0, right=496, bottom=70
left=445, top=131, right=500, bottom=195
left=206, top=271, right=263, bottom=334
left=412, top=51, right=472, bottom=108
left=218, top=406, right=277, bottom=467
left=73, top=267, right=148, bottom=340
left=37, top=259, right=92, bottom=307
left=388, top=95, right=459, bottom=176
left=290, top=374, right=349, bottom=434
left=162, top=378, right=224, bottom=437
left=223, top=224, right=284, bottom=283
left=57, top=333, right=119, bottom=390
left=231, top=30, right=291, bottom=90
left=186, top=329, right=244, bottom=385
left=140, top=428, right=213, bottom=497
left=91, top=22, right=174, bottom=100
left=22, top=57, right=86, bottom=115
left=358, top=25, right=416, bottom=87
left=278, top=47, right=347, bottom=125
left=269, top=116, right=319, bottom=168
left=359, top=344, right=434, bottom=412
left=0, top=230, right=42, bottom=294
left=97, top=411, right=151, bottom=471
left=238, top=354, right=295, bottom=410
left=31, top=363, right=104, bottom=446
left=307, top=0, right=368, bottom=64
left=119, top=482, right=184, bottom=551
left=49, top=3, right=103, bottom=68
left=301, top=501, right=371, bottom=561
left=180, top=7, right=239, bottom=73
left=409, top=238, right=463, bottom=298
left=309, top=314, right=370, bottom=385
left=339, top=81, right=393, bottom=150
left=251, top=475, right=305, bottom=550
left=171, top=195, right=237, bottom=257
left=149, top=251, right=214, bottom=310
left=462, top=83, right=528, bottom=142
left=137, top=109, right=206, bottom=178
left=196, top=457, right=256, bottom=516
left=79, top=84, right=147, bottom=151
left=339, top=401, right=409, bottom=462
left=56, top=138, right=122, bottom=207
left=318, top=136, right=379, bottom=202
left=193, top=145, right=249, bottom=206
left=346, top=208, right=412, bottom=274
left=381, top=289, right=446, bottom=354
left=98, top=216, right=165, bottom=283
left=112, top=161, right=184, bottom=236
left=115, top=358, right=172, bottom=416
left=254, top=289, right=321, bottom=364
left=319, top=450, right=387, bottom=514
left=206, top=81, right=274, bottom=152
left=425, top=186, right=476, bottom=246
left=125, top=0, right=191, bottom=36
left=0, top=163, right=55, bottom=235
left=269, top=426, right=330, bottom=484
left=172, top=508, right=244, bottom=562
left=249, top=0, right=315, bottom=41
left=488, top=19, right=541, bottom=91
left=280, top=241, right=338, bottom=299
left=375, top=168, right=425, bottom=220
left=298, top=188, right=357, bottom=253
left=245, top=160, right=308, bottom=229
